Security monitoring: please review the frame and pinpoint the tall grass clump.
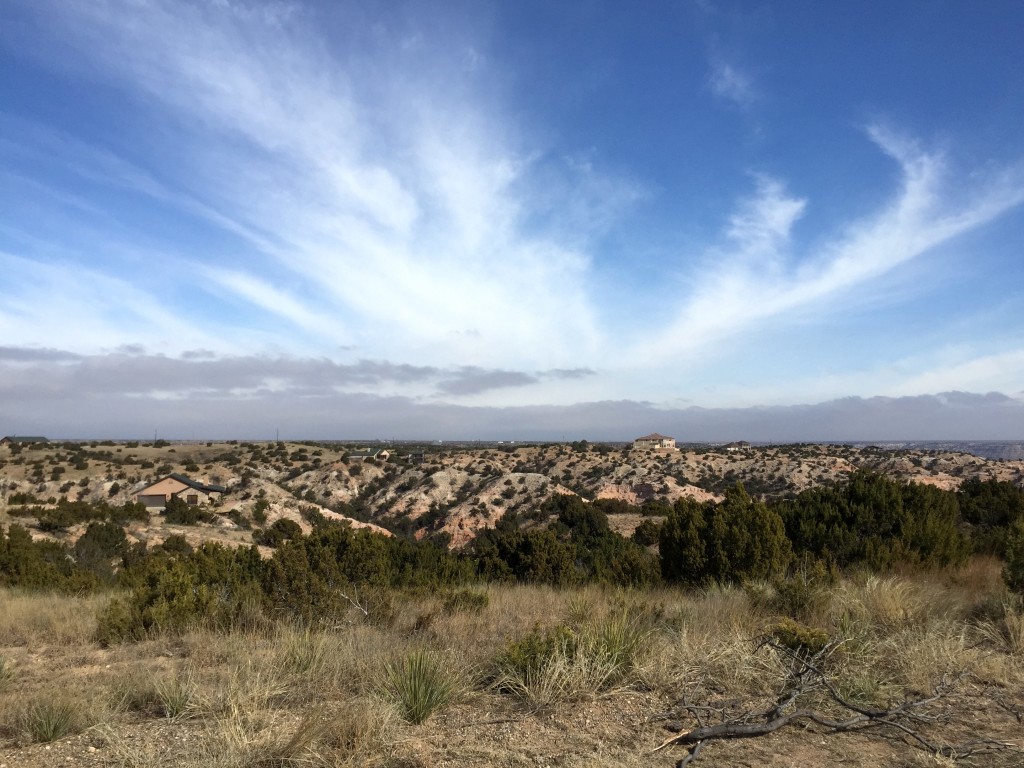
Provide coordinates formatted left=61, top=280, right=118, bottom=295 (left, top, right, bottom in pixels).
left=494, top=609, right=652, bottom=708
left=20, top=696, right=81, bottom=742
left=0, top=656, right=12, bottom=691
left=0, top=588, right=106, bottom=647
left=237, top=712, right=324, bottom=766
left=441, top=588, right=489, bottom=615
left=834, top=576, right=927, bottom=633
left=380, top=649, right=458, bottom=724
left=976, top=601, right=1024, bottom=656
left=154, top=672, right=199, bottom=720
left=322, top=697, right=398, bottom=765
left=277, top=625, right=329, bottom=676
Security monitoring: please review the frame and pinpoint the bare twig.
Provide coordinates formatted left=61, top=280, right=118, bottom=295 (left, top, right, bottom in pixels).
left=338, top=589, right=368, bottom=617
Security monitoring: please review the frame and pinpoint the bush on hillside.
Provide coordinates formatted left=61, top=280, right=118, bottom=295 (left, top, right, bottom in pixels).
left=660, top=485, right=791, bottom=585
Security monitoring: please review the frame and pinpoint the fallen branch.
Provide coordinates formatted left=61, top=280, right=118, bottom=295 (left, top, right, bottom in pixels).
left=653, top=638, right=1018, bottom=766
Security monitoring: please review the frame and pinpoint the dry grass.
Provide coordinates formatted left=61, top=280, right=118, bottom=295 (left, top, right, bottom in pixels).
left=0, top=588, right=110, bottom=647
left=2, top=566, right=1023, bottom=767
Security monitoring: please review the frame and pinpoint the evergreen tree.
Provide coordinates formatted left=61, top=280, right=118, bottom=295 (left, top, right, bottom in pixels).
left=1004, top=517, right=1024, bottom=594
left=659, top=497, right=707, bottom=584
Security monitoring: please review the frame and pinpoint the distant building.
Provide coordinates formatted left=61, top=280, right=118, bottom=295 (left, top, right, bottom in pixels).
left=0, top=435, right=49, bottom=447
left=136, top=473, right=226, bottom=510
left=633, top=433, right=677, bottom=451
left=724, top=441, right=751, bottom=452
left=346, top=448, right=391, bottom=462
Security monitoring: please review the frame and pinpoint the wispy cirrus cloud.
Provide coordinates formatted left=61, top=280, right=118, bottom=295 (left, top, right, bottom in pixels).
left=0, top=251, right=224, bottom=354
left=628, top=125, right=1024, bottom=368
left=3, top=0, right=606, bottom=372
left=707, top=57, right=758, bottom=109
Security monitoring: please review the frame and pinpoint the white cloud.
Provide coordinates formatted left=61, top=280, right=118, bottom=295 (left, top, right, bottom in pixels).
left=14, top=0, right=604, bottom=373
left=886, top=347, right=1024, bottom=398
left=202, top=268, right=350, bottom=344
left=0, top=252, right=222, bottom=354
left=627, top=126, right=1024, bottom=369
left=707, top=58, right=757, bottom=109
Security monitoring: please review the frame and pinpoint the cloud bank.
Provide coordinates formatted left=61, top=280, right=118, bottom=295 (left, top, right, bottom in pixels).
left=0, top=349, right=1020, bottom=441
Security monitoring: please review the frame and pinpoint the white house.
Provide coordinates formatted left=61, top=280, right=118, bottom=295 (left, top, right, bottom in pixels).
left=633, top=433, right=677, bottom=450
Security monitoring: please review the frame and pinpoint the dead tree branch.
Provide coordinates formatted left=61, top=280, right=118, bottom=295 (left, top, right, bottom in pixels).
left=653, top=638, right=1018, bottom=766
left=338, top=588, right=369, bottom=617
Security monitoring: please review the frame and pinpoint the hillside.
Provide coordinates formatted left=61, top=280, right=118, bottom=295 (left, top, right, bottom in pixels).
left=2, top=439, right=1022, bottom=551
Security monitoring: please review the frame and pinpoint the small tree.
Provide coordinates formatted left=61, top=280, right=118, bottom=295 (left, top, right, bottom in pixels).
left=74, top=522, right=128, bottom=581
left=659, top=497, right=708, bottom=584
left=164, top=496, right=211, bottom=525
left=1004, top=517, right=1024, bottom=593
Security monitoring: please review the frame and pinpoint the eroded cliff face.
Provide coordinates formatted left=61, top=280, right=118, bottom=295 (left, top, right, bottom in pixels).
left=2, top=440, right=1021, bottom=550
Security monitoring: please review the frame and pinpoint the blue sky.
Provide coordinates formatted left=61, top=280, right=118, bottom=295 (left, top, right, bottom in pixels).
left=1, top=0, right=1023, bottom=439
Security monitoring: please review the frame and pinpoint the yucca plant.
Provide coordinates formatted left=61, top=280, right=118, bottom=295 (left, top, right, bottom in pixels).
left=381, top=649, right=457, bottom=724
left=277, top=625, right=328, bottom=676
left=155, top=673, right=197, bottom=720
left=21, top=698, right=79, bottom=743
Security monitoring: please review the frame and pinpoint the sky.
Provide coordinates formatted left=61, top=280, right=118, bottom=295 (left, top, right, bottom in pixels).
left=1, top=0, right=1023, bottom=440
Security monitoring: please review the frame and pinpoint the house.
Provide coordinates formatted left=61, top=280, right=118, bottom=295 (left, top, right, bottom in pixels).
left=136, top=473, right=227, bottom=510
left=724, top=441, right=751, bottom=452
left=346, top=448, right=391, bottom=462
left=0, top=435, right=49, bottom=447
left=633, top=433, right=677, bottom=451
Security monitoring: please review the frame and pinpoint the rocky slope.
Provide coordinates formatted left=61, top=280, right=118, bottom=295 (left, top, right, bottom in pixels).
left=1, top=439, right=1022, bottom=550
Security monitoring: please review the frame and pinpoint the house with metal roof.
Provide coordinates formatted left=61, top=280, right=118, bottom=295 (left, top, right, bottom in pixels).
left=136, top=473, right=227, bottom=510
left=0, top=435, right=49, bottom=447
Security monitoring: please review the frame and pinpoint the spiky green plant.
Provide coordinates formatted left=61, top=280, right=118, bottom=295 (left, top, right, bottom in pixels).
left=381, top=650, right=457, bottom=724
left=155, top=673, right=197, bottom=720
left=21, top=698, right=79, bottom=743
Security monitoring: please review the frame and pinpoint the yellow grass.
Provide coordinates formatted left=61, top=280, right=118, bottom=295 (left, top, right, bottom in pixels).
left=1, top=568, right=1022, bottom=766
left=0, top=588, right=110, bottom=647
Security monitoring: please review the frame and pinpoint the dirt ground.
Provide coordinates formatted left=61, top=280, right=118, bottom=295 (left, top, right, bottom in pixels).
left=2, top=639, right=1021, bottom=768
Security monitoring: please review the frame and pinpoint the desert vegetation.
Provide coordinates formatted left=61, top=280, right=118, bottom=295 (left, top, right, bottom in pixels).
left=0, top=562, right=1022, bottom=766
left=1, top=441, right=1024, bottom=765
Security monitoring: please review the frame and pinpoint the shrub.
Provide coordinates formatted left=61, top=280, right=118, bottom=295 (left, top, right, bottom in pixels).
left=768, top=617, right=830, bottom=657
left=1004, top=517, right=1024, bottom=594
left=252, top=497, right=270, bottom=525
left=381, top=650, right=458, bottom=724
left=493, top=614, right=648, bottom=707
left=20, top=696, right=80, bottom=742
left=253, top=518, right=302, bottom=548
left=661, top=486, right=791, bottom=584
left=441, top=588, right=489, bottom=615
left=74, top=521, right=128, bottom=581
left=95, top=595, right=146, bottom=645
left=163, top=495, right=213, bottom=525
left=632, top=518, right=661, bottom=547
